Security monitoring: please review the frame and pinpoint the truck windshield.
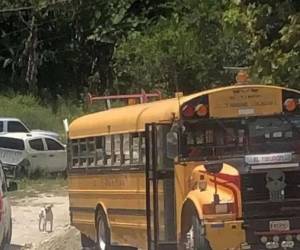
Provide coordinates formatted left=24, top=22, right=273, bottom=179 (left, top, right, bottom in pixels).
left=181, top=115, right=300, bottom=160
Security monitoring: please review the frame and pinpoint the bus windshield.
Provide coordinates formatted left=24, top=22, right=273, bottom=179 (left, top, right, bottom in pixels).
left=181, top=115, right=300, bottom=160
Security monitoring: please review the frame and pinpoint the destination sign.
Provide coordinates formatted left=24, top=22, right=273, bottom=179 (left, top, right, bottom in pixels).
left=245, top=152, right=292, bottom=165
left=209, top=87, right=282, bottom=118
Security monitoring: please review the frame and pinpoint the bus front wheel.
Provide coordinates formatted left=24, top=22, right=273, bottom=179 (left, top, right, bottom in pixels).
left=184, top=214, right=211, bottom=250
left=96, top=209, right=111, bottom=250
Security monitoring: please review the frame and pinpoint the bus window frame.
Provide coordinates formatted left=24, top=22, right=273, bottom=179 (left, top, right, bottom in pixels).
left=69, top=132, right=146, bottom=171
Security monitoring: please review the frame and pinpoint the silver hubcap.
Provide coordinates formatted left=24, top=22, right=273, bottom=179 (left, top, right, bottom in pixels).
left=98, top=217, right=106, bottom=250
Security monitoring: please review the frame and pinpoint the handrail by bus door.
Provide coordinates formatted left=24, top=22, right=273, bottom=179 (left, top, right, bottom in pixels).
left=145, top=123, right=177, bottom=250
left=146, top=123, right=158, bottom=250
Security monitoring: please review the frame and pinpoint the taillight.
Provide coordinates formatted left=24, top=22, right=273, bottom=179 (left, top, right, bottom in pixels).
left=202, top=202, right=235, bottom=215
left=284, top=98, right=298, bottom=112
left=182, top=103, right=208, bottom=118
left=182, top=104, right=195, bottom=117
left=195, top=104, right=208, bottom=117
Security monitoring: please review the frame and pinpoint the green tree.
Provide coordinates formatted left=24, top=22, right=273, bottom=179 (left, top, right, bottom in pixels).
left=114, top=0, right=251, bottom=94
left=0, top=0, right=173, bottom=105
left=242, top=0, right=300, bottom=87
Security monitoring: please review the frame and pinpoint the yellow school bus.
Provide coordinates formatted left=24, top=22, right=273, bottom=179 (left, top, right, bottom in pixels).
left=68, top=79, right=300, bottom=250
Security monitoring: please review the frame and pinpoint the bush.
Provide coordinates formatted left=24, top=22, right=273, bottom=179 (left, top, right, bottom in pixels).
left=0, top=94, right=83, bottom=138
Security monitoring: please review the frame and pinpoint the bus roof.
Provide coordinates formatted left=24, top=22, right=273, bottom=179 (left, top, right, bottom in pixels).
left=69, top=84, right=299, bottom=139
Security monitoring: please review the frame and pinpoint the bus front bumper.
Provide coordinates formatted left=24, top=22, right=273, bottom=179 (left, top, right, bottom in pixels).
left=204, top=220, right=245, bottom=250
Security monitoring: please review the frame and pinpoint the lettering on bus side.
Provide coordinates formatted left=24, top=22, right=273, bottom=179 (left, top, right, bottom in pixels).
left=98, top=176, right=128, bottom=187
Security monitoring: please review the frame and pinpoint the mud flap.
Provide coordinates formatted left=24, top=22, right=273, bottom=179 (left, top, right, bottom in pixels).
left=111, top=246, right=138, bottom=250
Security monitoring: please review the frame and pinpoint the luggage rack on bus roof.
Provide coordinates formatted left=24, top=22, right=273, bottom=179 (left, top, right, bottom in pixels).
left=86, top=89, right=162, bottom=109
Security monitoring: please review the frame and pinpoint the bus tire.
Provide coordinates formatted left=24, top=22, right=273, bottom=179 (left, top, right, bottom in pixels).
left=184, top=213, right=211, bottom=250
left=81, top=232, right=95, bottom=248
left=96, top=209, right=111, bottom=250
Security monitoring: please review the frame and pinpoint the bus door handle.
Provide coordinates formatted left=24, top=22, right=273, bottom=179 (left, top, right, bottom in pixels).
left=31, top=155, right=37, bottom=158
left=49, top=154, right=54, bottom=157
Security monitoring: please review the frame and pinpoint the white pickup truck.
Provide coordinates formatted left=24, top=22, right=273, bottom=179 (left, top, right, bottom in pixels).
left=0, top=133, right=67, bottom=177
left=0, top=118, right=59, bottom=139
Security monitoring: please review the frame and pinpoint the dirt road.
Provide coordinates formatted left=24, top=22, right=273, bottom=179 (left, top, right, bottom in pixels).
left=7, top=179, right=82, bottom=250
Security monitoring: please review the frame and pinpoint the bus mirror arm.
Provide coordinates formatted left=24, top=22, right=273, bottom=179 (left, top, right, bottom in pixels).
left=213, top=174, right=220, bottom=204
left=204, top=162, right=223, bottom=204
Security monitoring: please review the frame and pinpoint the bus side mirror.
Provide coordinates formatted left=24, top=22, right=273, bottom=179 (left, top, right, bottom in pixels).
left=166, top=131, right=178, bottom=159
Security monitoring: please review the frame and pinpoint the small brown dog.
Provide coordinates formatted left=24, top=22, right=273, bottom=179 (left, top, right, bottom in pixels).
left=39, top=204, right=53, bottom=232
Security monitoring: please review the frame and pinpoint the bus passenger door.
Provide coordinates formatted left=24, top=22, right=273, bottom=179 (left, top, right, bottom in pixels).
left=145, top=123, right=177, bottom=250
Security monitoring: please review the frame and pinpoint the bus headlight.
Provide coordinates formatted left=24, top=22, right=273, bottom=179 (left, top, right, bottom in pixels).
left=266, top=241, right=279, bottom=249
left=273, top=235, right=279, bottom=242
left=281, top=240, right=295, bottom=248
left=296, top=234, right=300, bottom=241
left=260, top=236, right=268, bottom=244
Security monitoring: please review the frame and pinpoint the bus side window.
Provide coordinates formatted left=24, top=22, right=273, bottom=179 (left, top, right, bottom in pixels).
left=105, top=136, right=112, bottom=165
left=140, top=133, right=146, bottom=164
left=79, top=139, right=88, bottom=167
left=123, top=134, right=130, bottom=165
left=71, top=139, right=79, bottom=167
left=132, top=133, right=140, bottom=164
left=87, top=137, right=96, bottom=167
left=114, top=134, right=126, bottom=166
left=95, top=136, right=105, bottom=166
left=130, top=132, right=145, bottom=165
left=114, top=135, right=121, bottom=165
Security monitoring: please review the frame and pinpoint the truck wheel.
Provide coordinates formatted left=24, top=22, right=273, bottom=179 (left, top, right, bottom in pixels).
left=96, top=209, right=111, bottom=250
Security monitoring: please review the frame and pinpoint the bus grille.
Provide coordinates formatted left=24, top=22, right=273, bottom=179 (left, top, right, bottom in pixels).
left=241, top=170, right=300, bottom=218
left=241, top=170, right=300, bottom=202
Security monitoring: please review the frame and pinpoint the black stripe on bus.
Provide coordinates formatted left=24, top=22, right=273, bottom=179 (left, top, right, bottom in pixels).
left=107, top=208, right=146, bottom=216
left=68, top=166, right=144, bottom=176
left=69, top=207, right=95, bottom=213
left=69, top=206, right=146, bottom=217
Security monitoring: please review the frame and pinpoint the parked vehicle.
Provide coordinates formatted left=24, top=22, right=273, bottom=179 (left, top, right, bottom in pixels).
left=0, top=160, right=17, bottom=248
left=0, top=118, right=60, bottom=139
left=0, top=133, right=67, bottom=177
left=0, top=118, right=29, bottom=133
left=30, top=129, right=60, bottom=140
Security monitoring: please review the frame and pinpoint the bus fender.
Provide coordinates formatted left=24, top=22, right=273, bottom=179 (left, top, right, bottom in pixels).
left=95, top=202, right=111, bottom=230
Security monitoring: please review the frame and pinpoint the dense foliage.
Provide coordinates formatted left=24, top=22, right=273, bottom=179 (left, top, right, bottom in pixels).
left=0, top=0, right=299, bottom=106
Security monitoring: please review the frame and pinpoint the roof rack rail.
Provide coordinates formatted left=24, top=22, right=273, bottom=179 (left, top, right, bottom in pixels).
left=86, top=89, right=162, bottom=109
